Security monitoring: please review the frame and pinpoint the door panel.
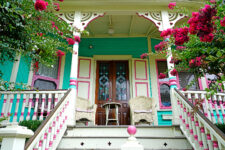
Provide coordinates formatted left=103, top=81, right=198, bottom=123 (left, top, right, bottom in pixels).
left=95, top=61, right=130, bottom=125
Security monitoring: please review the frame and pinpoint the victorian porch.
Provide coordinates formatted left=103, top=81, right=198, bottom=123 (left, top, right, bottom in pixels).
left=0, top=0, right=225, bottom=149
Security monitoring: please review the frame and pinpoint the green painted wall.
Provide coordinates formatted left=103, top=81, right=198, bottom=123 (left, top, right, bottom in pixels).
left=157, top=111, right=172, bottom=126
left=0, top=61, right=13, bottom=81
left=62, top=52, right=72, bottom=89
left=151, top=38, right=162, bottom=53
left=79, top=37, right=148, bottom=58
left=16, top=57, right=30, bottom=84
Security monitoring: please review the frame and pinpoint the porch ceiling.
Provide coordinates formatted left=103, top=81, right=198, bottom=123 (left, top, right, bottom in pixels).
left=82, top=14, right=188, bottom=38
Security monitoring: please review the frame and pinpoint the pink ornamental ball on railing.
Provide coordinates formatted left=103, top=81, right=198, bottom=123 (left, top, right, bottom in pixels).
left=127, top=125, right=137, bottom=135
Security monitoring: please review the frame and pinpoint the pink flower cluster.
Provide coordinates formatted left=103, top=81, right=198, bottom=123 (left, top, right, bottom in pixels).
left=170, top=69, right=178, bottom=76
left=173, top=27, right=189, bottom=45
left=66, top=36, right=81, bottom=45
left=34, top=0, right=48, bottom=11
left=176, top=46, right=186, bottom=50
left=154, top=41, right=168, bottom=51
left=140, top=53, right=148, bottom=59
left=54, top=3, right=60, bottom=11
left=158, top=73, right=166, bottom=79
left=188, top=5, right=217, bottom=42
left=189, top=57, right=202, bottom=68
left=160, top=28, right=172, bottom=38
left=221, top=17, right=225, bottom=27
left=168, top=2, right=176, bottom=10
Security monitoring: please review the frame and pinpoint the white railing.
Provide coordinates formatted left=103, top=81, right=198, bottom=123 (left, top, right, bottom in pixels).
left=173, top=89, right=225, bottom=150
left=181, top=90, right=225, bottom=124
left=0, top=90, right=67, bottom=122
left=25, top=89, right=73, bottom=150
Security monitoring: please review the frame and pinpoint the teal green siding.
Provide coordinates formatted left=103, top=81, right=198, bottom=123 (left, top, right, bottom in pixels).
left=0, top=61, right=13, bottom=81
left=157, top=111, right=172, bottom=125
left=16, top=57, right=30, bottom=84
left=62, top=53, right=72, bottom=89
left=79, top=37, right=148, bottom=58
left=151, top=38, right=162, bottom=53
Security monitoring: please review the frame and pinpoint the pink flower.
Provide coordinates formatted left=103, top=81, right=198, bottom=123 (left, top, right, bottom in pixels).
left=140, top=53, right=148, bottom=59
left=210, top=0, right=216, bottom=3
left=189, top=59, right=195, bottom=68
left=66, top=38, right=75, bottom=45
left=37, top=33, right=43, bottom=36
left=74, top=35, right=81, bottom=43
left=220, top=17, right=225, bottom=27
left=195, top=57, right=202, bottom=66
left=54, top=3, right=60, bottom=11
left=34, top=0, right=48, bottom=11
left=160, top=28, right=173, bottom=37
left=173, top=27, right=189, bottom=45
left=154, top=41, right=168, bottom=51
left=158, top=73, right=166, bottom=79
left=33, top=61, right=39, bottom=72
left=170, top=69, right=177, bottom=76
left=176, top=46, right=186, bottom=50
left=168, top=2, right=176, bottom=10
left=182, top=88, right=187, bottom=91
left=56, top=50, right=65, bottom=56
left=200, top=33, right=214, bottom=42
left=51, top=21, right=59, bottom=30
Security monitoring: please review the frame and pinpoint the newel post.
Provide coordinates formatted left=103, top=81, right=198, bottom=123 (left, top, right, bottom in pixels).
left=0, top=123, right=34, bottom=150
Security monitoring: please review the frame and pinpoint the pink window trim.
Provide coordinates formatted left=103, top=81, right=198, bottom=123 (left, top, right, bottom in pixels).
left=134, top=60, right=148, bottom=80
left=31, top=53, right=63, bottom=89
left=155, top=59, right=172, bottom=109
left=77, top=81, right=90, bottom=100
left=135, top=82, right=149, bottom=97
left=77, top=58, right=91, bottom=79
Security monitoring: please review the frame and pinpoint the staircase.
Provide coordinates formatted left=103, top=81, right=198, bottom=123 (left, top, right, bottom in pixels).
left=57, top=125, right=192, bottom=150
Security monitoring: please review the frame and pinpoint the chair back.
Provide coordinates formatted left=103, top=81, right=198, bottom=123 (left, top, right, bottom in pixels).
left=129, top=96, right=152, bottom=110
left=76, top=97, right=92, bottom=110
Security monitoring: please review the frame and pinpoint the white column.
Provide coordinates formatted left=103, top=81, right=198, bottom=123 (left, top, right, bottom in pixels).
left=10, top=55, right=21, bottom=82
left=0, top=123, right=34, bottom=150
left=161, top=10, right=177, bottom=89
left=67, top=11, right=82, bottom=126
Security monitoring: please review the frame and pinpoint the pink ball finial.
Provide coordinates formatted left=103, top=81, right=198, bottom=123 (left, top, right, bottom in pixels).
left=127, top=125, right=137, bottom=135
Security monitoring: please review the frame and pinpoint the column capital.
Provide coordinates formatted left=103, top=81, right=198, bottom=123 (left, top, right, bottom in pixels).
left=57, top=11, right=105, bottom=31
left=137, top=11, right=186, bottom=31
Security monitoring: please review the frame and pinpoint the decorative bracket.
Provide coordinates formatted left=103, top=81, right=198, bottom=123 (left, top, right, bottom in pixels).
left=137, top=11, right=186, bottom=31
left=58, top=12, right=105, bottom=31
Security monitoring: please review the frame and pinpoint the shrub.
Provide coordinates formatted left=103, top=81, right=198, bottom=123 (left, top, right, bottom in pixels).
left=19, top=120, right=43, bottom=132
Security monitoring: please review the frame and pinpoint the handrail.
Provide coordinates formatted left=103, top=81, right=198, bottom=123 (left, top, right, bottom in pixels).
left=174, top=88, right=225, bottom=149
left=25, top=89, right=72, bottom=150
left=0, top=90, right=67, bottom=122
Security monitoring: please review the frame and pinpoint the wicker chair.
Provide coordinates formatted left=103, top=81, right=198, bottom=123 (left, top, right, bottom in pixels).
left=129, top=96, right=154, bottom=125
left=75, top=97, right=97, bottom=125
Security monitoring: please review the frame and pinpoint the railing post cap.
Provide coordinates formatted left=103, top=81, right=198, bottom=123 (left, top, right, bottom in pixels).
left=0, top=123, right=34, bottom=138
left=127, top=125, right=137, bottom=135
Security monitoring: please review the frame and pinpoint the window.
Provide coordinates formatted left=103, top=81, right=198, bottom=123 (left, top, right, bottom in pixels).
left=156, top=60, right=171, bottom=109
left=178, top=72, right=199, bottom=90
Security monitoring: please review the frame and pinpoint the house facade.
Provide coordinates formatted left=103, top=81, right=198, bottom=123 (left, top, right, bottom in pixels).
left=0, top=0, right=214, bottom=126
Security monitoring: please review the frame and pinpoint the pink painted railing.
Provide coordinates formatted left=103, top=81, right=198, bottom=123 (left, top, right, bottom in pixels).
left=173, top=89, right=225, bottom=149
left=181, top=90, right=225, bottom=124
left=25, top=89, right=72, bottom=150
left=0, top=90, right=67, bottom=122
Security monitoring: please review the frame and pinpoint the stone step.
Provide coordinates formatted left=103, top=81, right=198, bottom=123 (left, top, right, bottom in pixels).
left=57, top=125, right=192, bottom=150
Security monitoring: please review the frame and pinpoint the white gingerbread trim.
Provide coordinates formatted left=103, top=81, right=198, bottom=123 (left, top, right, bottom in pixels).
left=57, top=12, right=105, bottom=31
left=137, top=11, right=186, bottom=31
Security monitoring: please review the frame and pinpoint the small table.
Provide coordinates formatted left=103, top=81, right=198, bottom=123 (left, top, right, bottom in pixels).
left=102, top=102, right=121, bottom=125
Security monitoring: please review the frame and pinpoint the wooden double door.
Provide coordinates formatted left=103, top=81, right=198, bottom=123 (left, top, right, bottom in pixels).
left=95, top=61, right=130, bottom=125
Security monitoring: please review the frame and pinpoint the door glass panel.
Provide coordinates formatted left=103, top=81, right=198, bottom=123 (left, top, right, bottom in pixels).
left=178, top=72, right=199, bottom=90
left=98, top=63, right=110, bottom=100
left=36, top=58, right=59, bottom=79
left=34, top=79, right=56, bottom=90
left=160, top=84, right=171, bottom=107
left=116, top=62, right=127, bottom=101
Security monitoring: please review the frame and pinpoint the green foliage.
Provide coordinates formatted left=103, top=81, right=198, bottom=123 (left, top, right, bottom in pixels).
left=215, top=123, right=225, bottom=134
left=0, top=0, right=74, bottom=73
left=19, top=120, right=43, bottom=132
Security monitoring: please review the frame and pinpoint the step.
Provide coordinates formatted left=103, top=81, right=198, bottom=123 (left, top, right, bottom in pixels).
left=57, top=125, right=192, bottom=150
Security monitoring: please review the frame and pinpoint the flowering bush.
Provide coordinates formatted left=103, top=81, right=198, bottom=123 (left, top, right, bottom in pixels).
left=158, top=0, right=225, bottom=94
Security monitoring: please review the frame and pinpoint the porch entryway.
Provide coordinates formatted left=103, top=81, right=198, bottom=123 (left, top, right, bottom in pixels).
left=95, top=61, right=130, bottom=125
